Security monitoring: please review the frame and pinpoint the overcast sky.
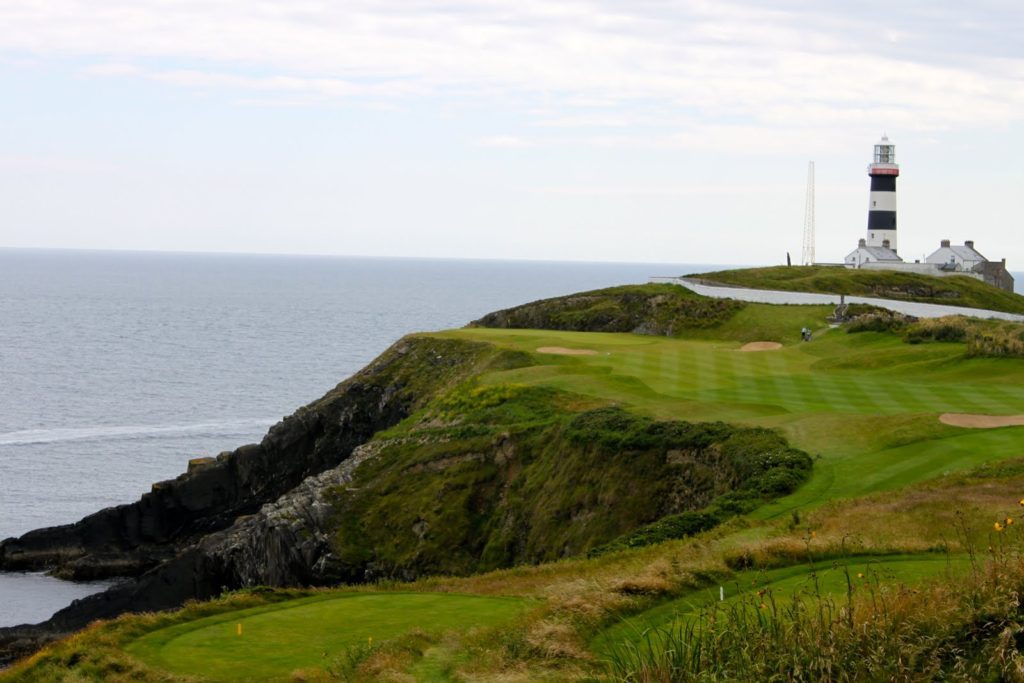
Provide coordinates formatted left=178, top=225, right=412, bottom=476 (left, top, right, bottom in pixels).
left=2, top=1, right=1022, bottom=265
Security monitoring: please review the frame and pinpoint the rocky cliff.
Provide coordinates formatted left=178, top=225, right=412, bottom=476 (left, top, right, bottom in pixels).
left=0, top=336, right=505, bottom=663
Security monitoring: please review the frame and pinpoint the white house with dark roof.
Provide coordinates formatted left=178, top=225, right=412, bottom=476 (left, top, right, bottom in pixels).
left=924, top=239, right=1015, bottom=291
left=926, top=239, right=986, bottom=271
left=844, top=238, right=903, bottom=268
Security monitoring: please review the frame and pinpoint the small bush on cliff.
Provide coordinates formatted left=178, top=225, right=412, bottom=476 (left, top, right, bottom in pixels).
left=470, top=284, right=745, bottom=336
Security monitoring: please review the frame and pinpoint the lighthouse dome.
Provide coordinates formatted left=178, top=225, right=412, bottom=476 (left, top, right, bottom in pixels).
left=873, top=135, right=895, bottom=164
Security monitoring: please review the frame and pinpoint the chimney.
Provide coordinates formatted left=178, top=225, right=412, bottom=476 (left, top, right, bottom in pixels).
left=965, top=240, right=975, bottom=249
left=940, top=239, right=950, bottom=248
left=858, top=238, right=866, bottom=247
left=882, top=239, right=891, bottom=249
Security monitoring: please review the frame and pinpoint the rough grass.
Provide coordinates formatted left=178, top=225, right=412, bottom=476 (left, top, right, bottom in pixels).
left=470, top=283, right=745, bottom=336
left=605, top=543, right=1024, bottom=681
left=849, top=314, right=1024, bottom=359
left=695, top=265, right=1024, bottom=314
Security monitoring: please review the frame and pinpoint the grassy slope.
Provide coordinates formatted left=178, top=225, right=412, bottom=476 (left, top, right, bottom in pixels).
left=11, top=290, right=1024, bottom=682
left=694, top=265, right=1024, bottom=314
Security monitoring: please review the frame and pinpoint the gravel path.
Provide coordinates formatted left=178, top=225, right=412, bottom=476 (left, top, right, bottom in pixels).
left=651, top=277, right=1024, bottom=322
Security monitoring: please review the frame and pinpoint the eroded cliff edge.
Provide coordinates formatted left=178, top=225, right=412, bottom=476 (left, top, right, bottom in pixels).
left=0, top=335, right=503, bottom=662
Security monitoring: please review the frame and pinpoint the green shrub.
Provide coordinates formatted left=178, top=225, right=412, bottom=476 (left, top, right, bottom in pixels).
left=846, top=311, right=911, bottom=334
left=904, top=316, right=970, bottom=344
left=752, top=467, right=806, bottom=496
left=589, top=511, right=721, bottom=556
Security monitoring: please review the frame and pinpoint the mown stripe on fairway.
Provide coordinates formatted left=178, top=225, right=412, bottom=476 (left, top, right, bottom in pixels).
left=857, top=382, right=908, bottom=414
left=984, top=385, right=1024, bottom=411
left=827, top=377, right=878, bottom=413
left=832, top=428, right=1024, bottom=501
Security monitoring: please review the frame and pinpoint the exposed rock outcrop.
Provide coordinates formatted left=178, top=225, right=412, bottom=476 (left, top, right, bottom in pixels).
left=0, top=336, right=497, bottom=664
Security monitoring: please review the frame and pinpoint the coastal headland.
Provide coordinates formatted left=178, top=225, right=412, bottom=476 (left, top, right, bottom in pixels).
left=5, top=266, right=1024, bottom=681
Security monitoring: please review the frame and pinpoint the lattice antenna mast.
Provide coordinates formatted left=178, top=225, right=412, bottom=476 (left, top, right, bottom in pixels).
left=801, top=161, right=816, bottom=265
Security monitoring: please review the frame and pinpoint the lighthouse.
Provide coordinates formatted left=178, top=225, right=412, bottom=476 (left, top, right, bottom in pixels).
left=866, top=135, right=899, bottom=251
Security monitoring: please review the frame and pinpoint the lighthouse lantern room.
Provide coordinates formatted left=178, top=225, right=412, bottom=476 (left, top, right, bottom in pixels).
left=866, top=134, right=899, bottom=251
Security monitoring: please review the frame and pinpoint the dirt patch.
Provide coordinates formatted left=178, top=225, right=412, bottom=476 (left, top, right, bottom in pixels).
left=740, top=341, right=783, bottom=352
left=940, top=413, right=1024, bottom=429
left=536, top=346, right=600, bottom=356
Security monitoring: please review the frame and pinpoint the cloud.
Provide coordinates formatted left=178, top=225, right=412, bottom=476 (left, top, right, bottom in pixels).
left=476, top=135, right=534, bottom=149
left=79, top=62, right=142, bottom=77
left=7, top=0, right=1024, bottom=147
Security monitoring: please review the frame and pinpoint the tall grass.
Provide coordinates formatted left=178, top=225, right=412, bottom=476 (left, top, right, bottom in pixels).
left=605, top=502, right=1024, bottom=682
left=968, top=330, right=1024, bottom=359
left=848, top=313, right=1024, bottom=359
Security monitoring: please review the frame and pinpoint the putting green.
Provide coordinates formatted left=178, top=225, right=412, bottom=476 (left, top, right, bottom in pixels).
left=127, top=592, right=527, bottom=681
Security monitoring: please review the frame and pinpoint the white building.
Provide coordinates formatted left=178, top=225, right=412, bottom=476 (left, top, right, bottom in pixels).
left=845, top=238, right=902, bottom=268
left=925, top=240, right=986, bottom=271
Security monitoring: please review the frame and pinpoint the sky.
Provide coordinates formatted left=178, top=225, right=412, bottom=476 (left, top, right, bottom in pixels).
left=1, top=1, right=1022, bottom=265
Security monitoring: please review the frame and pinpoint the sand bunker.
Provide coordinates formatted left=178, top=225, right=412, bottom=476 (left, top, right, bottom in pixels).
left=740, top=341, right=783, bottom=352
left=536, top=347, right=599, bottom=356
left=940, top=413, right=1024, bottom=429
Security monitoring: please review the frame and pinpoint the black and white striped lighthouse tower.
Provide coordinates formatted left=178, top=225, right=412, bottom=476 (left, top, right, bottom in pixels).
left=866, top=134, right=899, bottom=251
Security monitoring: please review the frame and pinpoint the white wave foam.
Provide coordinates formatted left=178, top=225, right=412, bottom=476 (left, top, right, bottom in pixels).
left=0, top=419, right=275, bottom=446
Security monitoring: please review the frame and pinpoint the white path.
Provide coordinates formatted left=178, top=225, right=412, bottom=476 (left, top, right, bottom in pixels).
left=651, top=277, right=1024, bottom=322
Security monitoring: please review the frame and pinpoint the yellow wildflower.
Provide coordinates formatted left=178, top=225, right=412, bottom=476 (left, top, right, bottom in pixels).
left=759, top=603, right=767, bottom=610
left=995, top=522, right=1004, bottom=532
left=1006, top=517, right=1014, bottom=526
left=1019, top=498, right=1024, bottom=507
left=856, top=572, right=864, bottom=579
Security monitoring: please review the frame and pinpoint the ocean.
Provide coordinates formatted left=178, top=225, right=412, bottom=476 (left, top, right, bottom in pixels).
left=0, top=249, right=726, bottom=627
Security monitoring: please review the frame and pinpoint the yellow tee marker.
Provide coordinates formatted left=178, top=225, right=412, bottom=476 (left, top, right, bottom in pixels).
left=237, top=623, right=243, bottom=636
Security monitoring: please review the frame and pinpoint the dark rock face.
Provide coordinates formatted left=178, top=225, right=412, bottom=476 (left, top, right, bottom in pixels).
left=0, top=336, right=491, bottom=665
left=29, top=444, right=380, bottom=639
left=0, top=393, right=373, bottom=580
